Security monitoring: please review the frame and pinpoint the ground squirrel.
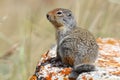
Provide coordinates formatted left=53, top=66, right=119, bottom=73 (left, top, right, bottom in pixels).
left=46, top=8, right=99, bottom=79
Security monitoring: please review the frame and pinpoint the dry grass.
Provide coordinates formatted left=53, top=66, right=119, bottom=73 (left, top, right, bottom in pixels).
left=0, top=0, right=120, bottom=80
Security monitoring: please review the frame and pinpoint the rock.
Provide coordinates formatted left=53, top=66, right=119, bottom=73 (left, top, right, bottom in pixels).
left=30, top=38, right=120, bottom=80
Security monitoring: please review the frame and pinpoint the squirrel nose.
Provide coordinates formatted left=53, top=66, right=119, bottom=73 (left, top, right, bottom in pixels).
left=46, top=14, right=50, bottom=20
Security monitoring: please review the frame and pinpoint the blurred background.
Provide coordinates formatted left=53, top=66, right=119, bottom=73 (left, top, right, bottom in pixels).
left=0, top=0, right=120, bottom=80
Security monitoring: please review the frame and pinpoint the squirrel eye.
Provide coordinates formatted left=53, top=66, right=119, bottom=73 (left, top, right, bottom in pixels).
left=68, top=13, right=72, bottom=16
left=56, top=11, right=63, bottom=15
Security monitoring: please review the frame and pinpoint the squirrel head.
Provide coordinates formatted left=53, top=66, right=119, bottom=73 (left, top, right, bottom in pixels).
left=46, top=8, right=76, bottom=29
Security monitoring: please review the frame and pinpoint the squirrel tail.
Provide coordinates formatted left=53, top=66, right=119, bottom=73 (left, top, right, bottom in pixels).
left=69, top=64, right=95, bottom=79
left=74, top=64, right=95, bottom=74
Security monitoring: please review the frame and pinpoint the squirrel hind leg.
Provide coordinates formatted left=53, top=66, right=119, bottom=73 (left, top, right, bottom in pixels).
left=73, top=64, right=96, bottom=74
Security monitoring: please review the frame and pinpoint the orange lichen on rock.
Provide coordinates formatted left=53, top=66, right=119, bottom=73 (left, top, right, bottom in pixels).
left=82, top=75, right=87, bottom=80
left=97, top=59, right=120, bottom=67
left=41, top=50, right=49, bottom=59
left=45, top=74, right=52, bottom=80
left=60, top=68, right=72, bottom=75
left=110, top=71, right=120, bottom=76
left=63, top=77, right=68, bottom=80
left=96, top=38, right=103, bottom=44
left=89, top=77, right=93, bottom=80
left=96, top=38, right=119, bottom=45
left=106, top=39, right=117, bottom=45
left=29, top=75, right=37, bottom=80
